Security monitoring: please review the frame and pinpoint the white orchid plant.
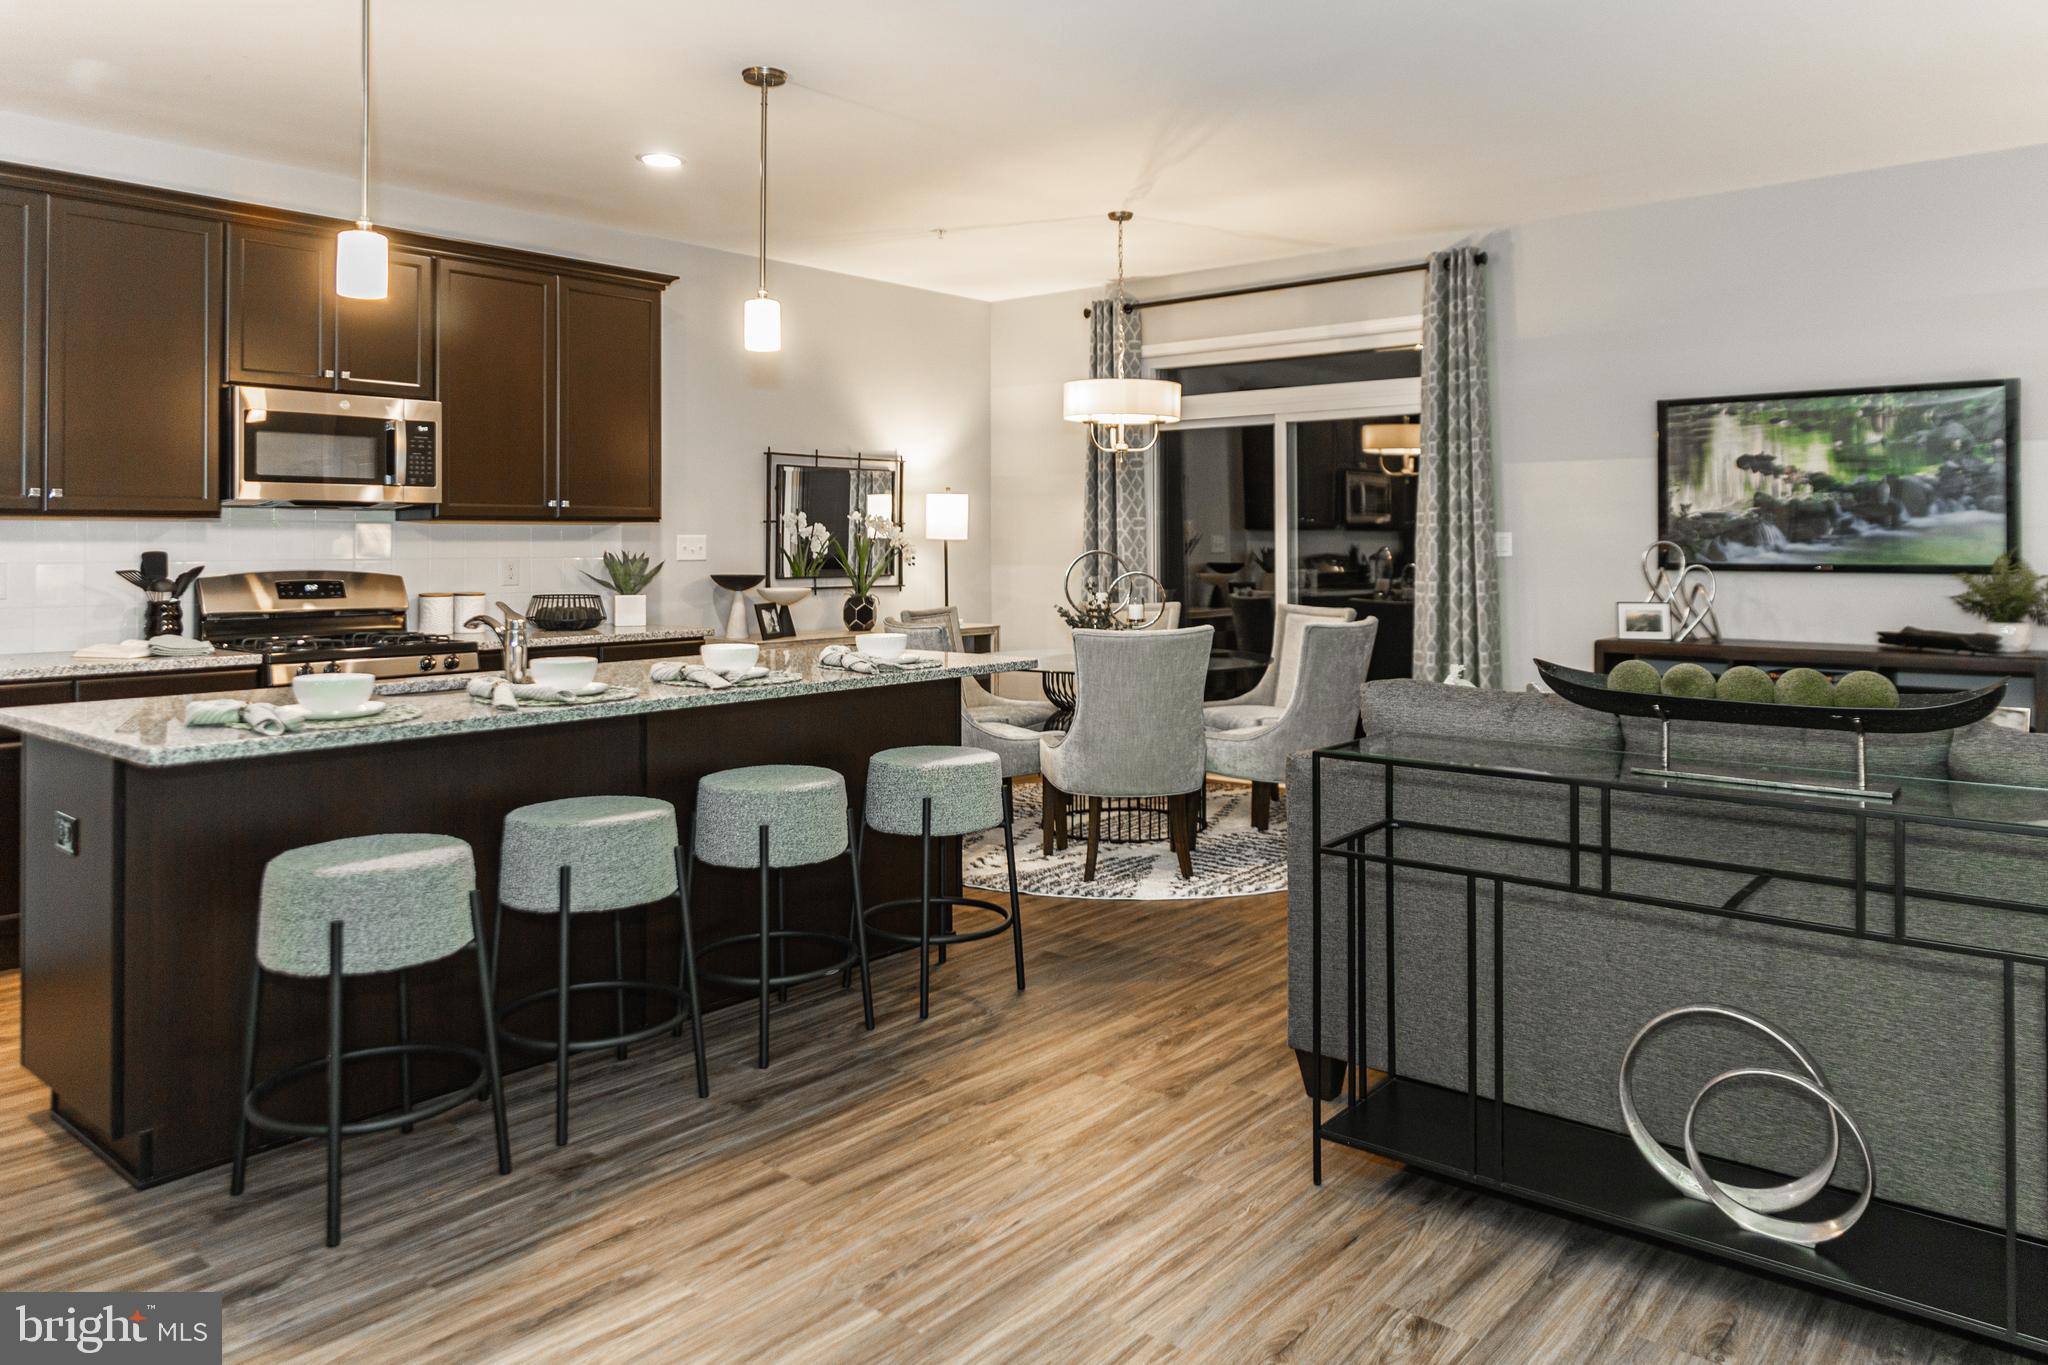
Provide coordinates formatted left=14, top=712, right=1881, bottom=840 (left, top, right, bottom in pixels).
left=779, top=509, right=834, bottom=578
left=834, top=510, right=915, bottom=596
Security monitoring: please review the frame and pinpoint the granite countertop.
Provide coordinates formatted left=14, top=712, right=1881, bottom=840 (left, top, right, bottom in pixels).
left=0, top=649, right=1037, bottom=767
left=0, top=649, right=267, bottom=683
left=474, top=624, right=715, bottom=649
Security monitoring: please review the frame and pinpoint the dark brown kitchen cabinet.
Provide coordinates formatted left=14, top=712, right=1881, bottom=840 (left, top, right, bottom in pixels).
left=435, top=258, right=555, bottom=519
left=228, top=226, right=434, bottom=398
left=556, top=277, right=661, bottom=521
left=0, top=679, right=75, bottom=971
left=0, top=188, right=45, bottom=513
left=44, top=197, right=222, bottom=515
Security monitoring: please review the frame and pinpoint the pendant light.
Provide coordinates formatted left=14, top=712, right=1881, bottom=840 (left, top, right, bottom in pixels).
left=1063, top=211, right=1180, bottom=455
left=741, top=65, right=786, bottom=352
left=335, top=0, right=388, bottom=300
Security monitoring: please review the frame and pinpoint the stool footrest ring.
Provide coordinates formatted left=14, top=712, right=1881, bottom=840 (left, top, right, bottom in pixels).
left=497, top=979, right=692, bottom=1056
left=697, top=930, right=857, bottom=991
left=863, top=894, right=1016, bottom=947
left=244, top=1043, right=487, bottom=1139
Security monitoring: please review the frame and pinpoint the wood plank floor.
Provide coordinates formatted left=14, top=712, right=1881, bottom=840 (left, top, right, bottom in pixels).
left=0, top=890, right=2021, bottom=1363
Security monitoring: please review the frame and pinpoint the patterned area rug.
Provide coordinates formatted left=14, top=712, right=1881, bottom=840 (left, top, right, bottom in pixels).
left=964, top=778, right=1286, bottom=901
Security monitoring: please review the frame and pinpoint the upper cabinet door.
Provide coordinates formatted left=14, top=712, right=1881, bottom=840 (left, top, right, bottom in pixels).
left=555, top=278, right=661, bottom=522
left=44, top=198, right=222, bottom=516
left=225, top=224, right=333, bottom=389
left=337, top=247, right=435, bottom=397
left=435, top=258, right=554, bottom=520
left=0, top=189, right=45, bottom=513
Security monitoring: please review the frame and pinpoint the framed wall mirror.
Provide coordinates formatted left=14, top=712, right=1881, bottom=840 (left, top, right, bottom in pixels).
left=764, top=449, right=906, bottom=587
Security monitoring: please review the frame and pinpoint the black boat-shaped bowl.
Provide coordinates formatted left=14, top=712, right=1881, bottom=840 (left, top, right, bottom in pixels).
left=1534, top=659, right=2007, bottom=735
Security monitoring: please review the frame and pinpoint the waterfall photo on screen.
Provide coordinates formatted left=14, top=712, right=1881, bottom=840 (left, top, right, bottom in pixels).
left=1658, top=380, right=2017, bottom=571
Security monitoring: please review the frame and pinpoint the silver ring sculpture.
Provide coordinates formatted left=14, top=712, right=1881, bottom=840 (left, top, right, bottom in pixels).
left=1062, top=550, right=1166, bottom=629
left=1641, top=540, right=1720, bottom=643
left=1618, top=1005, right=1873, bottom=1245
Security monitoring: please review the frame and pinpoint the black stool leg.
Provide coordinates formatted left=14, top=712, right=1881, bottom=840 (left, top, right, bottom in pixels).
left=775, top=872, right=789, bottom=1003
left=918, top=798, right=933, bottom=1021
left=397, top=970, right=413, bottom=1134
left=228, top=955, right=263, bottom=1197
left=674, top=847, right=708, bottom=1097
left=469, top=892, right=513, bottom=1175
left=555, top=865, right=572, bottom=1147
left=847, top=807, right=874, bottom=1031
left=489, top=899, right=504, bottom=996
left=325, top=920, right=345, bottom=1248
left=756, top=825, right=773, bottom=1068
left=612, top=911, right=630, bottom=1061
left=1004, top=781, right=1026, bottom=992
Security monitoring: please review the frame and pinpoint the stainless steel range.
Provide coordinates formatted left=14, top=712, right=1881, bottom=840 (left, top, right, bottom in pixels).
left=194, top=570, right=481, bottom=685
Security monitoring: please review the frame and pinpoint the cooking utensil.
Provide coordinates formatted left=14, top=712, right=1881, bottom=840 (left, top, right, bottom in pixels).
left=114, top=569, right=150, bottom=592
left=139, top=551, right=169, bottom=591
left=170, top=565, right=204, bottom=598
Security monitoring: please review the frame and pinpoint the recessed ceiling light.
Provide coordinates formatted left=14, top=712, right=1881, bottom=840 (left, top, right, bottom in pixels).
left=637, top=152, right=684, bottom=169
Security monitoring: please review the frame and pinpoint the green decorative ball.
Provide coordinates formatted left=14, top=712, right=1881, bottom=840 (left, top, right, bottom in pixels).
left=1715, top=665, right=1776, bottom=704
left=1775, top=667, right=1835, bottom=707
left=1660, top=662, right=1718, bottom=699
left=1833, top=670, right=1900, bottom=708
left=1606, top=659, right=1661, bottom=694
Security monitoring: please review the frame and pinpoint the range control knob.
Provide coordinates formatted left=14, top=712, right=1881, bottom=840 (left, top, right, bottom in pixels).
left=296, top=662, right=314, bottom=676
left=443, top=655, right=461, bottom=670
left=419, top=656, right=438, bottom=672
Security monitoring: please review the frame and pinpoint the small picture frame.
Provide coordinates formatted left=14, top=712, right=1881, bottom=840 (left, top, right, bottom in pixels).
left=754, top=602, right=796, bottom=640
left=1616, top=600, right=1673, bottom=640
left=1989, top=705, right=2033, bottom=734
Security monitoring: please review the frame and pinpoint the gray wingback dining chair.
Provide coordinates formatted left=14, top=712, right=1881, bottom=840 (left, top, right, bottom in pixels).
left=1039, top=626, right=1213, bottom=880
left=1204, top=602, right=1356, bottom=731
left=894, top=605, right=1056, bottom=730
left=885, top=613, right=1045, bottom=786
left=1204, top=617, right=1378, bottom=830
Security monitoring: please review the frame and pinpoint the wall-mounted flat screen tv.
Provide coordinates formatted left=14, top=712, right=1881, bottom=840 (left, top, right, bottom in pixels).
left=1657, top=379, right=2018, bottom=572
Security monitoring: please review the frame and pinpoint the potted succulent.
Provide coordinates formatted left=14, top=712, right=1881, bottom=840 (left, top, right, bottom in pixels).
left=583, top=551, right=663, bottom=630
left=832, top=511, right=914, bottom=632
left=1952, top=552, right=2048, bottom=652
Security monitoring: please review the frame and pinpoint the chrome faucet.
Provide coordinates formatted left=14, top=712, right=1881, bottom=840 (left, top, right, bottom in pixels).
left=464, top=600, right=533, bottom=683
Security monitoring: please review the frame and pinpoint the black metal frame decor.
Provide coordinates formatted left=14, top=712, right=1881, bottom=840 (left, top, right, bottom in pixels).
left=763, top=449, right=905, bottom=588
left=1309, top=737, right=2048, bottom=1353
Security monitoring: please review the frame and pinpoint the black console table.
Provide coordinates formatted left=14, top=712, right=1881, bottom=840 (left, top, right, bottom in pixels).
left=1309, top=736, right=2048, bottom=1354
left=1593, top=636, right=2048, bottom=732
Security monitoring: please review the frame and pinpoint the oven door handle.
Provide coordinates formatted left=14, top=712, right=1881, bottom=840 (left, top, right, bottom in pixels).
left=384, top=421, right=401, bottom=486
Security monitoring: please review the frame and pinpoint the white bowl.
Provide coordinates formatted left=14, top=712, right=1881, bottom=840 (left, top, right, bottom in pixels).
left=857, top=633, right=907, bottom=660
left=700, top=642, right=760, bottom=672
left=529, top=655, right=599, bottom=690
left=291, top=671, right=376, bottom=718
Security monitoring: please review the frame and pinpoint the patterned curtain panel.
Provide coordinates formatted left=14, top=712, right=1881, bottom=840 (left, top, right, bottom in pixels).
left=1082, top=298, right=1151, bottom=573
left=1412, top=247, right=1502, bottom=687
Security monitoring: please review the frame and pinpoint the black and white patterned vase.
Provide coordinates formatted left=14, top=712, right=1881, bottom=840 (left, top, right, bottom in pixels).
left=842, top=593, right=878, bottom=632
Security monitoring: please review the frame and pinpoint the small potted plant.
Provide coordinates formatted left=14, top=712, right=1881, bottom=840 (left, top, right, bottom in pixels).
left=832, top=511, right=914, bottom=632
left=583, top=551, right=663, bottom=630
left=1056, top=591, right=1134, bottom=632
left=1952, top=552, right=2048, bottom=652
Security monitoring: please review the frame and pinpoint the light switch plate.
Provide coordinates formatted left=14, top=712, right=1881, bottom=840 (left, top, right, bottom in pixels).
left=675, top=534, right=707, bottom=561
left=1494, top=531, right=1513, bottom=557
left=54, top=811, right=78, bottom=856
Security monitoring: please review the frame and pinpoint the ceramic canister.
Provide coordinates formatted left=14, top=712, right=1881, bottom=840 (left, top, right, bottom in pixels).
left=416, top=592, right=455, bottom=635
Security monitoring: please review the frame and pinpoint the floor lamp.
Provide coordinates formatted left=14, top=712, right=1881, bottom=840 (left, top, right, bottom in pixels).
left=926, top=490, right=969, bottom=605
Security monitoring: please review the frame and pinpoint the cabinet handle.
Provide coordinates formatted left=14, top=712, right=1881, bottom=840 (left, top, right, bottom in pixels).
left=321, top=369, right=335, bottom=378
left=559, top=499, right=571, bottom=510
left=26, top=486, right=40, bottom=497
left=340, top=370, right=352, bottom=379
left=48, top=488, right=63, bottom=499
left=544, top=499, right=558, bottom=509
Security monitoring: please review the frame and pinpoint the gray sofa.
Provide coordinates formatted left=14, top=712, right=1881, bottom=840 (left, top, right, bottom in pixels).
left=1287, top=679, right=2048, bottom=1237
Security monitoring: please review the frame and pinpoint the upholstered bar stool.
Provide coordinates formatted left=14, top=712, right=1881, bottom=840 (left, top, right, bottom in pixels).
left=494, top=796, right=708, bottom=1148
left=231, top=833, right=511, bottom=1249
left=859, top=745, right=1024, bottom=1020
left=691, top=765, right=874, bottom=1068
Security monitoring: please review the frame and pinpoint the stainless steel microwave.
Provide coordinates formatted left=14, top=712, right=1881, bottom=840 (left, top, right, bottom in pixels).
left=227, top=387, right=442, bottom=507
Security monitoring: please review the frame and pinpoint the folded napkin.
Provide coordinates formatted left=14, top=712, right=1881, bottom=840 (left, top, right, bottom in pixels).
left=72, top=636, right=217, bottom=661
left=183, top=698, right=306, bottom=737
left=649, top=660, right=773, bottom=690
left=148, top=634, right=215, bottom=656
left=464, top=676, right=590, bottom=712
left=72, top=640, right=151, bottom=660
left=817, top=646, right=943, bottom=675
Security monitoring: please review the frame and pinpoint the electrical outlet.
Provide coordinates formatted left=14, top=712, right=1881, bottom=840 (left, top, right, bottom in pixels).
left=1494, top=531, right=1513, bottom=557
left=675, top=534, right=707, bottom=561
left=54, top=811, right=78, bottom=856
left=1209, top=534, right=1227, bottom=554
left=499, top=558, right=522, bottom=587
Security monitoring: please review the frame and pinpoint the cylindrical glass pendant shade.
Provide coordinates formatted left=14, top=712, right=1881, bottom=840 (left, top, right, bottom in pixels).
left=744, top=294, right=782, bottom=352
left=336, top=224, right=389, bottom=300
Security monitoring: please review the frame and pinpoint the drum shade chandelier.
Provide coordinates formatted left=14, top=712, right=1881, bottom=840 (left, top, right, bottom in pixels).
left=1063, top=211, right=1180, bottom=455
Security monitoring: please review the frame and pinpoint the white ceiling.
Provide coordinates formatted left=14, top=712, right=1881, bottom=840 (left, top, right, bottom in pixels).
left=4, top=0, right=2047, bottom=300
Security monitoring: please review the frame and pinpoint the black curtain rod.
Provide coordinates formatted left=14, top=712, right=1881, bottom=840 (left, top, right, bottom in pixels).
left=1081, top=252, right=1486, bottom=318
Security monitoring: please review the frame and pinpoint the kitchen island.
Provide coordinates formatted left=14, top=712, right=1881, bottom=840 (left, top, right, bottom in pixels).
left=3, top=648, right=1034, bottom=1183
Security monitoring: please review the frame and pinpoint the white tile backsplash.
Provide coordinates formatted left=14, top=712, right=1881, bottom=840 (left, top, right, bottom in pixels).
left=5, top=510, right=625, bottom=652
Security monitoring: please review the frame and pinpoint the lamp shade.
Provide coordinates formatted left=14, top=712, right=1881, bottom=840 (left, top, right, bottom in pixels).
left=335, top=224, right=389, bottom=300
left=1062, top=377, right=1180, bottom=427
left=1362, top=422, right=1422, bottom=454
left=925, top=491, right=969, bottom=541
left=744, top=295, right=781, bottom=352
